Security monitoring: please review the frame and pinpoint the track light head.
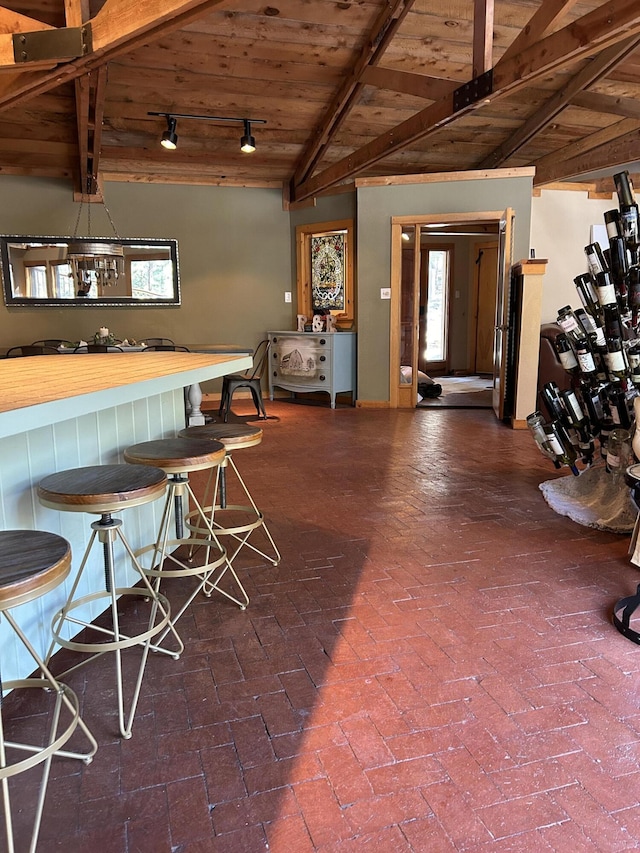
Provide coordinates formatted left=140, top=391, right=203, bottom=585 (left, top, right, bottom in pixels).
left=161, top=116, right=178, bottom=150
left=240, top=119, right=256, bottom=154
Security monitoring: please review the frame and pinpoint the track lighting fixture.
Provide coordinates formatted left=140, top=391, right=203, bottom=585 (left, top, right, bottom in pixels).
left=240, top=119, right=256, bottom=154
left=148, top=112, right=265, bottom=153
left=161, top=116, right=178, bottom=150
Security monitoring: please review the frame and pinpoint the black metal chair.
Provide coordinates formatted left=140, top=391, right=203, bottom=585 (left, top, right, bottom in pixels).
left=218, top=340, right=270, bottom=422
left=31, top=339, right=74, bottom=348
left=143, top=344, right=190, bottom=352
left=141, top=338, right=175, bottom=347
left=6, top=345, right=60, bottom=357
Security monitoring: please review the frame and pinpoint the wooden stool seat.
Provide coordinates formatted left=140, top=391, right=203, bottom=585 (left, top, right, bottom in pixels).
left=123, top=436, right=226, bottom=473
left=123, top=437, right=234, bottom=634
left=38, top=464, right=173, bottom=740
left=0, top=530, right=97, bottom=852
left=177, top=423, right=280, bottom=608
left=38, top=464, right=167, bottom=513
left=0, top=529, right=71, bottom=610
left=180, top=423, right=263, bottom=450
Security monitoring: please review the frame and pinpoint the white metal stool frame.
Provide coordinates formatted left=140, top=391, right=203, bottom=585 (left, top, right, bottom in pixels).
left=123, top=437, right=234, bottom=643
left=0, top=529, right=97, bottom=853
left=38, top=465, right=178, bottom=740
left=179, top=425, right=281, bottom=609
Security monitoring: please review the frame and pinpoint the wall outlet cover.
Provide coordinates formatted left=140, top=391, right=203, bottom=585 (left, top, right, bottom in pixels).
left=380, top=288, right=391, bottom=299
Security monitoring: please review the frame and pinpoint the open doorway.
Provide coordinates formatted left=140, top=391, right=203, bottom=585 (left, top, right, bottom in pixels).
left=390, top=211, right=514, bottom=415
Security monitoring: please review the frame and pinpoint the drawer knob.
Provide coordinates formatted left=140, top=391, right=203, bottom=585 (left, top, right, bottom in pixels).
left=319, top=355, right=326, bottom=362
left=319, top=375, right=326, bottom=382
left=320, top=338, right=326, bottom=345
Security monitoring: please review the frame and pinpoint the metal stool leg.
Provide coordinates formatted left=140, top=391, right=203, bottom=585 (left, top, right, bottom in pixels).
left=1, top=611, right=97, bottom=852
left=134, top=473, right=231, bottom=644
left=47, top=514, right=179, bottom=739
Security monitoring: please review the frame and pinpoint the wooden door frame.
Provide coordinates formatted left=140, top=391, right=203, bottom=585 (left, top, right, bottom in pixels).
left=419, top=241, right=454, bottom=376
left=390, top=211, right=504, bottom=408
left=470, top=239, right=498, bottom=374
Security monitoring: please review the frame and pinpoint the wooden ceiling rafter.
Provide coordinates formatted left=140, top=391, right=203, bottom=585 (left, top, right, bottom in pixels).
left=292, top=0, right=640, bottom=203
left=533, top=117, right=640, bottom=178
left=534, top=125, right=640, bottom=185
left=290, top=0, right=415, bottom=191
left=478, top=34, right=640, bottom=169
left=499, top=0, right=581, bottom=63
left=0, top=0, right=230, bottom=109
left=570, top=90, right=640, bottom=120
left=472, top=0, right=494, bottom=78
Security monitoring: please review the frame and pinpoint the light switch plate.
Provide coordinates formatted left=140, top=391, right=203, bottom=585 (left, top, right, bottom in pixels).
left=284, top=291, right=292, bottom=303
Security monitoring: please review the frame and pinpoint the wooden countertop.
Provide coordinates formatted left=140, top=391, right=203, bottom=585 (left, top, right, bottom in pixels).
left=0, top=352, right=251, bottom=439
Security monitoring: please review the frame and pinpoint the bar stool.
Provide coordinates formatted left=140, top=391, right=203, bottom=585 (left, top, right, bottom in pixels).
left=122, top=436, right=233, bottom=636
left=179, top=424, right=280, bottom=607
left=0, top=529, right=97, bottom=852
left=37, top=464, right=174, bottom=740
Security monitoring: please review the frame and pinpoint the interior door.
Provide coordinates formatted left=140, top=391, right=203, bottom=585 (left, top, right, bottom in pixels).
left=474, top=241, right=498, bottom=374
left=492, top=208, right=515, bottom=420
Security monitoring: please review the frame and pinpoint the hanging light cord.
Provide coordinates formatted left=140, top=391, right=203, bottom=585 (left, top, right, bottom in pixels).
left=71, top=177, right=120, bottom=240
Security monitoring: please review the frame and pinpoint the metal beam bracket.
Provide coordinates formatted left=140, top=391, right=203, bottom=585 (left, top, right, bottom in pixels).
left=13, top=25, right=92, bottom=64
left=453, top=69, right=493, bottom=112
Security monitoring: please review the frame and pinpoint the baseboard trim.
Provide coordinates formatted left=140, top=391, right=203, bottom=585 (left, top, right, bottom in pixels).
left=357, top=400, right=390, bottom=408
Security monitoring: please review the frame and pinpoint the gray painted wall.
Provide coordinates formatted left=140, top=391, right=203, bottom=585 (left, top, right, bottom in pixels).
left=0, top=177, right=291, bottom=391
left=0, top=174, right=533, bottom=402
left=356, top=176, right=533, bottom=401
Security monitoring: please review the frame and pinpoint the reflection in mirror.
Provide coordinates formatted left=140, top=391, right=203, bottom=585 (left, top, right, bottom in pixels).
left=0, top=236, right=180, bottom=307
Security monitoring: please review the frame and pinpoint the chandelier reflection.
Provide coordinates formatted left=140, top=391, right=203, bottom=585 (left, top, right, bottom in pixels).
left=67, top=240, right=125, bottom=296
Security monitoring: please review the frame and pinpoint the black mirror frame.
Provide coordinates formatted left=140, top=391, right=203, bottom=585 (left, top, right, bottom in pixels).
left=0, top=235, right=181, bottom=307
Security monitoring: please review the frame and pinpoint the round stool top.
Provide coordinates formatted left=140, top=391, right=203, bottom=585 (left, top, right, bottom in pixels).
left=0, top=529, right=71, bottom=610
left=626, top=463, right=640, bottom=488
left=179, top=423, right=263, bottom=450
left=124, top=437, right=226, bottom=474
left=38, top=464, right=167, bottom=513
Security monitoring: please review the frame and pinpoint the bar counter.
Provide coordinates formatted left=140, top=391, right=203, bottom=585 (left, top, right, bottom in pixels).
left=0, top=351, right=251, bottom=682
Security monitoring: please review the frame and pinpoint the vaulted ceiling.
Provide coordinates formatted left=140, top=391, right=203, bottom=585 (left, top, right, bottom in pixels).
left=1, top=0, right=639, bottom=205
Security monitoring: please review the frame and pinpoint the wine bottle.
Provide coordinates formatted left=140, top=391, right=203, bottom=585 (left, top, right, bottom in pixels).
left=628, top=266, right=640, bottom=331
left=585, top=242, right=608, bottom=277
left=576, top=307, right=606, bottom=349
left=526, top=412, right=561, bottom=468
left=604, top=335, right=630, bottom=382
left=560, top=388, right=595, bottom=464
left=574, top=273, right=600, bottom=319
left=578, top=378, right=604, bottom=434
left=620, top=203, right=640, bottom=256
left=594, top=271, right=617, bottom=308
left=599, top=416, right=614, bottom=462
left=554, top=332, right=579, bottom=375
left=574, top=334, right=598, bottom=381
left=606, top=381, right=632, bottom=428
left=606, top=427, right=631, bottom=477
left=614, top=171, right=636, bottom=207
left=604, top=209, right=622, bottom=240
left=602, top=303, right=623, bottom=340
left=628, top=341, right=640, bottom=387
left=541, top=381, right=570, bottom=427
left=545, top=421, right=579, bottom=476
left=608, top=235, right=630, bottom=311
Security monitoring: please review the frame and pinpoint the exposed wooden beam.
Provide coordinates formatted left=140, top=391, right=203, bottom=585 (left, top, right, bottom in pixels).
left=532, top=117, right=640, bottom=175
left=500, top=0, right=580, bottom=63
left=291, top=0, right=414, bottom=189
left=360, top=66, right=461, bottom=102
left=571, top=90, right=640, bottom=120
left=534, top=126, right=640, bottom=185
left=479, top=35, right=640, bottom=169
left=0, top=6, right=55, bottom=34
left=293, top=0, right=640, bottom=202
left=472, top=0, right=494, bottom=79
left=0, top=0, right=229, bottom=109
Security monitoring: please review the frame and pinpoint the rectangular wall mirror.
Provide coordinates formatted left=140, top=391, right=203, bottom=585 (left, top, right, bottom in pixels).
left=0, top=236, right=180, bottom=307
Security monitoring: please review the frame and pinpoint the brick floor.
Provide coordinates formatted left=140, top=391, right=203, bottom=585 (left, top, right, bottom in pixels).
left=4, top=399, right=640, bottom=851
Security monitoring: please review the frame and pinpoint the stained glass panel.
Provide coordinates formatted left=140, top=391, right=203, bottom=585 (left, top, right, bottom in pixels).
left=311, top=233, right=345, bottom=311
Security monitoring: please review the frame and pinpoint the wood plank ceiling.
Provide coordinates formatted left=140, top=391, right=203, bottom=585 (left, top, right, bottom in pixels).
left=0, top=0, right=638, bottom=204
